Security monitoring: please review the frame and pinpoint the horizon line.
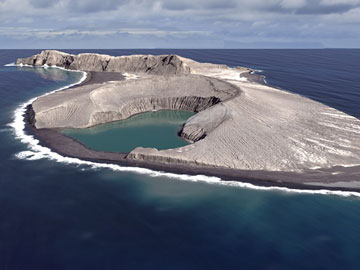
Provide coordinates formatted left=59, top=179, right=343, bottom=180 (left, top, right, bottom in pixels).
left=1, top=48, right=360, bottom=50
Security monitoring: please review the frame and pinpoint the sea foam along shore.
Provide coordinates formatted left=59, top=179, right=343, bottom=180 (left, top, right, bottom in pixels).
left=5, top=63, right=360, bottom=198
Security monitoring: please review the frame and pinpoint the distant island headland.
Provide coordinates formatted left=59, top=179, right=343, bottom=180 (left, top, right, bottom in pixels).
left=16, top=50, right=360, bottom=191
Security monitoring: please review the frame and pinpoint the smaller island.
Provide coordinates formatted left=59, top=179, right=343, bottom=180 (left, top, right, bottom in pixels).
left=17, top=50, right=360, bottom=191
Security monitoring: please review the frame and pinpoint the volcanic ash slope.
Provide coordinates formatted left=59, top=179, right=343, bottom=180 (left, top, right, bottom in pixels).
left=18, top=50, right=360, bottom=175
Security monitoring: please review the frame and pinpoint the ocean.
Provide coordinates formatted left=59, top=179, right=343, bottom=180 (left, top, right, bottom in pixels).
left=0, top=49, right=359, bottom=269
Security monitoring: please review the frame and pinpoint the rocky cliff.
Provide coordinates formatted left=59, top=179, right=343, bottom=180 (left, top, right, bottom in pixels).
left=16, top=50, right=192, bottom=75
left=31, top=74, right=238, bottom=129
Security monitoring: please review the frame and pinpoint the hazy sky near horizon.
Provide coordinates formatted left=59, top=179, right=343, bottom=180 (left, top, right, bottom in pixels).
left=1, top=0, right=360, bottom=48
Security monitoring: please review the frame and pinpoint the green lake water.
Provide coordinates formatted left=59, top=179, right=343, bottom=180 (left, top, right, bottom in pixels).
left=62, top=110, right=195, bottom=153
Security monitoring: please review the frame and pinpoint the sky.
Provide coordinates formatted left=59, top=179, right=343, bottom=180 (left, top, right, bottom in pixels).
left=0, top=0, right=360, bottom=49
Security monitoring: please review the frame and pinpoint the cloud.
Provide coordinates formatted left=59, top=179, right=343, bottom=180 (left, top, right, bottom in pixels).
left=161, top=0, right=238, bottom=11
left=280, top=0, right=307, bottom=9
left=0, top=0, right=359, bottom=48
left=0, top=26, right=211, bottom=39
left=69, top=0, right=129, bottom=12
left=26, top=0, right=129, bottom=12
left=254, top=0, right=359, bottom=14
left=321, top=0, right=360, bottom=4
left=29, top=0, right=56, bottom=8
left=295, top=0, right=357, bottom=14
left=157, top=0, right=360, bottom=14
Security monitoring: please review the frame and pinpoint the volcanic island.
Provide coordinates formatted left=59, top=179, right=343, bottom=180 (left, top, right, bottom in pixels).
left=16, top=50, right=360, bottom=190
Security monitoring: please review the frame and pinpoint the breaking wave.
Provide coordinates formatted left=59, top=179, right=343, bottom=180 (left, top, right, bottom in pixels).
left=4, top=62, right=16, bottom=67
left=6, top=65, right=360, bottom=198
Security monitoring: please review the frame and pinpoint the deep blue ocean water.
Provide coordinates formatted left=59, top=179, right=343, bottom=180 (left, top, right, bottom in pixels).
left=0, top=49, right=359, bottom=269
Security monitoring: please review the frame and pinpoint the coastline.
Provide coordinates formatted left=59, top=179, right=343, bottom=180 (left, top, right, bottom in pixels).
left=24, top=115, right=360, bottom=194
left=21, top=70, right=360, bottom=194
left=240, top=70, right=266, bottom=84
left=74, top=71, right=125, bottom=87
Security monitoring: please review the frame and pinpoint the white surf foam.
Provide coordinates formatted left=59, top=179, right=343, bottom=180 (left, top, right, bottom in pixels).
left=0, top=128, right=11, bottom=133
left=5, top=62, right=36, bottom=68
left=6, top=65, right=360, bottom=198
left=250, top=69, right=263, bottom=74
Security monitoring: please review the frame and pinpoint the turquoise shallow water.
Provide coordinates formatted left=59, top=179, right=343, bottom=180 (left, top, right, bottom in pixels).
left=62, top=110, right=195, bottom=152
left=0, top=49, right=360, bottom=269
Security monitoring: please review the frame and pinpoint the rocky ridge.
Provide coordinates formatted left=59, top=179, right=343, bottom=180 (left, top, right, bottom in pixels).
left=16, top=50, right=192, bottom=75
left=28, top=73, right=238, bottom=129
